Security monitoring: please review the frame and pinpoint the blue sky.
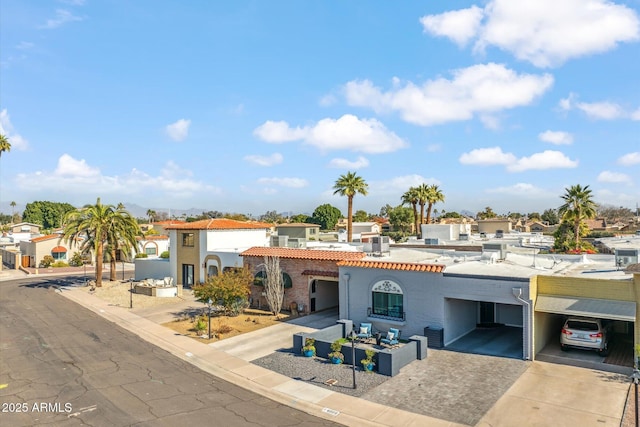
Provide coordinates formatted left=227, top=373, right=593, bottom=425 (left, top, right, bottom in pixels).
left=1, top=0, right=639, bottom=218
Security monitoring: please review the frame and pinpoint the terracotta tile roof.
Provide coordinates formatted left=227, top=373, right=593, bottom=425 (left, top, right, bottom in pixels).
left=241, top=247, right=366, bottom=261
left=30, top=234, right=61, bottom=243
left=163, top=219, right=272, bottom=230
left=154, top=220, right=185, bottom=225
left=301, top=270, right=339, bottom=278
left=51, top=246, right=67, bottom=253
left=137, top=235, right=169, bottom=241
left=337, top=260, right=445, bottom=273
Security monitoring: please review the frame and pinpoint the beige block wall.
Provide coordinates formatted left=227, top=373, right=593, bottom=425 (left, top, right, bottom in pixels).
left=175, top=231, right=201, bottom=286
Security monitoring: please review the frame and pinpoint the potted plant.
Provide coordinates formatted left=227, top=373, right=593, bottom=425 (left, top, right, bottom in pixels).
left=361, top=349, right=376, bottom=372
left=302, top=337, right=316, bottom=357
left=328, top=339, right=344, bottom=364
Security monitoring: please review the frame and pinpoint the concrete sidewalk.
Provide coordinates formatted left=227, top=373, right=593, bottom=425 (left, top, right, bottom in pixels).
left=58, top=287, right=630, bottom=427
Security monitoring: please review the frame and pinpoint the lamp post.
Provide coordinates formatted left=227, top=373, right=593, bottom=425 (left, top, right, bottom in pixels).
left=631, top=369, right=640, bottom=427
left=122, top=260, right=125, bottom=280
left=206, top=298, right=213, bottom=339
left=129, top=278, right=134, bottom=309
left=349, top=330, right=357, bottom=389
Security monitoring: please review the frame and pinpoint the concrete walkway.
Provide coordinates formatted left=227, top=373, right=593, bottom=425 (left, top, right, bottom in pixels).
left=52, top=282, right=630, bottom=427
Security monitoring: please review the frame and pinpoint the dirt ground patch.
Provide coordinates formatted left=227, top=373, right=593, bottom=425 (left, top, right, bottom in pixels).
left=163, top=309, right=290, bottom=344
left=77, top=279, right=185, bottom=309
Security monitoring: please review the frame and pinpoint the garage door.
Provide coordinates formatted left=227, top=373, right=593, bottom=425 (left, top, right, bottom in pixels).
left=535, top=294, right=636, bottom=322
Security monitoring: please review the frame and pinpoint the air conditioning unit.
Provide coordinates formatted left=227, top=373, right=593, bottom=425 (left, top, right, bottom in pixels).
left=371, top=236, right=389, bottom=253
left=482, top=243, right=507, bottom=260
left=270, top=235, right=289, bottom=247
left=425, top=238, right=439, bottom=245
left=615, top=249, right=639, bottom=268
left=495, top=229, right=504, bottom=238
left=459, top=233, right=469, bottom=241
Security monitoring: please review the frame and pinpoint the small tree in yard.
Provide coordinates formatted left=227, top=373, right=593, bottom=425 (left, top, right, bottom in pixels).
left=263, top=256, right=285, bottom=317
left=193, top=266, right=252, bottom=316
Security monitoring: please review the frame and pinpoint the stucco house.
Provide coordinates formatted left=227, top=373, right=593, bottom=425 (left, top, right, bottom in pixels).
left=163, top=219, right=272, bottom=287
left=137, top=234, right=170, bottom=258
left=19, top=233, right=86, bottom=268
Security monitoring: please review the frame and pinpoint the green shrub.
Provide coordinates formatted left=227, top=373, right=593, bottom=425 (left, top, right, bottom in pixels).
left=193, top=316, right=207, bottom=334
left=52, top=261, right=69, bottom=268
left=69, top=252, right=84, bottom=267
left=135, top=253, right=148, bottom=258
left=160, top=251, right=170, bottom=259
left=40, top=255, right=54, bottom=268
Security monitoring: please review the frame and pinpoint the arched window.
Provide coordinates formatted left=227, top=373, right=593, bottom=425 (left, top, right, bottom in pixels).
left=253, top=271, right=292, bottom=288
left=207, top=265, right=218, bottom=278
left=371, top=280, right=404, bottom=320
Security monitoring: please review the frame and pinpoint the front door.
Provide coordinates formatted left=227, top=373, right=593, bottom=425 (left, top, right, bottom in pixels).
left=479, top=302, right=495, bottom=325
left=182, top=264, right=194, bottom=288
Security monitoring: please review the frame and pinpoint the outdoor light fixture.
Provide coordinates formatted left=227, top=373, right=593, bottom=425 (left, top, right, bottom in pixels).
left=207, top=298, right=213, bottom=339
left=129, top=277, right=134, bottom=309
left=349, top=330, right=357, bottom=389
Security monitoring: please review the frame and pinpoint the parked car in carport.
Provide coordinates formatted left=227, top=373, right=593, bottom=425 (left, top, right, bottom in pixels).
left=560, top=317, right=611, bottom=356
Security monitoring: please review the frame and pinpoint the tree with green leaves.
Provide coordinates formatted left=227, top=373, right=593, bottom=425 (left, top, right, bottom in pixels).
left=425, top=184, right=445, bottom=225
left=289, top=213, right=311, bottom=223
left=105, top=204, right=141, bottom=281
left=146, top=209, right=156, bottom=223
left=387, top=205, right=414, bottom=233
left=401, top=187, right=420, bottom=235
left=558, top=184, right=597, bottom=247
left=415, top=183, right=429, bottom=233
left=333, top=172, right=368, bottom=242
left=23, top=201, right=76, bottom=229
left=477, top=206, right=497, bottom=220
left=259, top=210, right=285, bottom=224
left=193, top=266, right=252, bottom=316
left=541, top=209, right=559, bottom=225
left=353, top=210, right=369, bottom=222
left=0, top=134, right=10, bottom=157
left=61, top=198, right=141, bottom=287
left=311, top=204, right=342, bottom=230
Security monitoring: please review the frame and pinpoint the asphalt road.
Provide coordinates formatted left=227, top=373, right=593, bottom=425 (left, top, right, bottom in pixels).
left=0, top=275, right=339, bottom=426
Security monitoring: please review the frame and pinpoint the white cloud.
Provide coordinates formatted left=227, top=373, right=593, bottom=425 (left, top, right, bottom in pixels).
left=256, top=177, right=309, bottom=188
left=576, top=101, right=626, bottom=120
left=39, top=9, right=83, bottom=29
left=618, top=152, right=640, bottom=166
left=557, top=94, right=637, bottom=120
left=426, top=144, right=441, bottom=153
left=538, top=130, right=573, bottom=145
left=460, top=147, right=578, bottom=172
left=597, top=171, right=632, bottom=184
left=165, top=119, right=191, bottom=142
left=486, top=183, right=546, bottom=195
left=254, top=114, right=407, bottom=154
left=244, top=153, right=283, bottom=167
left=16, top=41, right=34, bottom=50
left=16, top=156, right=219, bottom=198
left=373, top=174, right=441, bottom=195
left=420, top=6, right=484, bottom=47
left=0, top=109, right=29, bottom=151
left=328, top=156, right=370, bottom=169
left=343, top=63, right=553, bottom=127
left=422, top=0, right=640, bottom=68
left=319, top=94, right=337, bottom=107
left=507, top=150, right=578, bottom=172
left=253, top=120, right=307, bottom=143
left=459, top=147, right=516, bottom=166
left=54, top=154, right=100, bottom=177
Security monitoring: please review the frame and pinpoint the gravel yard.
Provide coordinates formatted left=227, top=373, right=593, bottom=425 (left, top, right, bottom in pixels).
left=252, top=350, right=390, bottom=397
left=77, top=279, right=188, bottom=309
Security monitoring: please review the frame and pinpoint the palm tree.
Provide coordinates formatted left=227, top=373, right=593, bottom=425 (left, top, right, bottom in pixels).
left=107, top=204, right=141, bottom=281
left=61, top=198, right=141, bottom=286
left=401, top=187, right=419, bottom=236
left=0, top=134, right=10, bottom=157
left=146, top=209, right=156, bottom=223
left=10, top=201, right=16, bottom=221
left=416, top=184, right=430, bottom=234
left=558, top=184, right=597, bottom=246
left=333, top=171, right=368, bottom=242
left=425, top=184, right=445, bottom=225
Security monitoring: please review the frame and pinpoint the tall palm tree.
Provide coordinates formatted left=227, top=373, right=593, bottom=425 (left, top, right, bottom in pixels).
left=107, top=204, right=141, bottom=281
left=146, top=209, right=156, bottom=223
left=0, top=134, right=10, bottom=157
left=558, top=184, right=597, bottom=246
left=333, top=171, right=368, bottom=242
left=401, top=187, right=420, bottom=236
left=425, top=184, right=445, bottom=225
left=61, top=198, right=141, bottom=286
left=10, top=201, right=16, bottom=220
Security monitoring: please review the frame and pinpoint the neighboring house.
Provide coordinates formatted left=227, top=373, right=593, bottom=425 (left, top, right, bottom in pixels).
left=336, top=222, right=381, bottom=242
left=275, top=223, right=320, bottom=245
left=19, top=233, right=84, bottom=268
left=241, top=247, right=366, bottom=314
left=137, top=234, right=169, bottom=258
left=10, top=222, right=41, bottom=234
left=163, top=219, right=272, bottom=288
left=528, top=221, right=557, bottom=234
left=477, top=219, right=513, bottom=235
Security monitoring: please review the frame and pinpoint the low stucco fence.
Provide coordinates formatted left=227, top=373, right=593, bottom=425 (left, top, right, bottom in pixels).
left=293, top=319, right=428, bottom=376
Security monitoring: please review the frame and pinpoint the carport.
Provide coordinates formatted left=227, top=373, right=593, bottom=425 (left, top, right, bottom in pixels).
left=534, top=294, right=635, bottom=369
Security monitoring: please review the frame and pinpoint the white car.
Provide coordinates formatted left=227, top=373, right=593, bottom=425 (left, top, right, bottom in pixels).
left=560, top=317, right=611, bottom=356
